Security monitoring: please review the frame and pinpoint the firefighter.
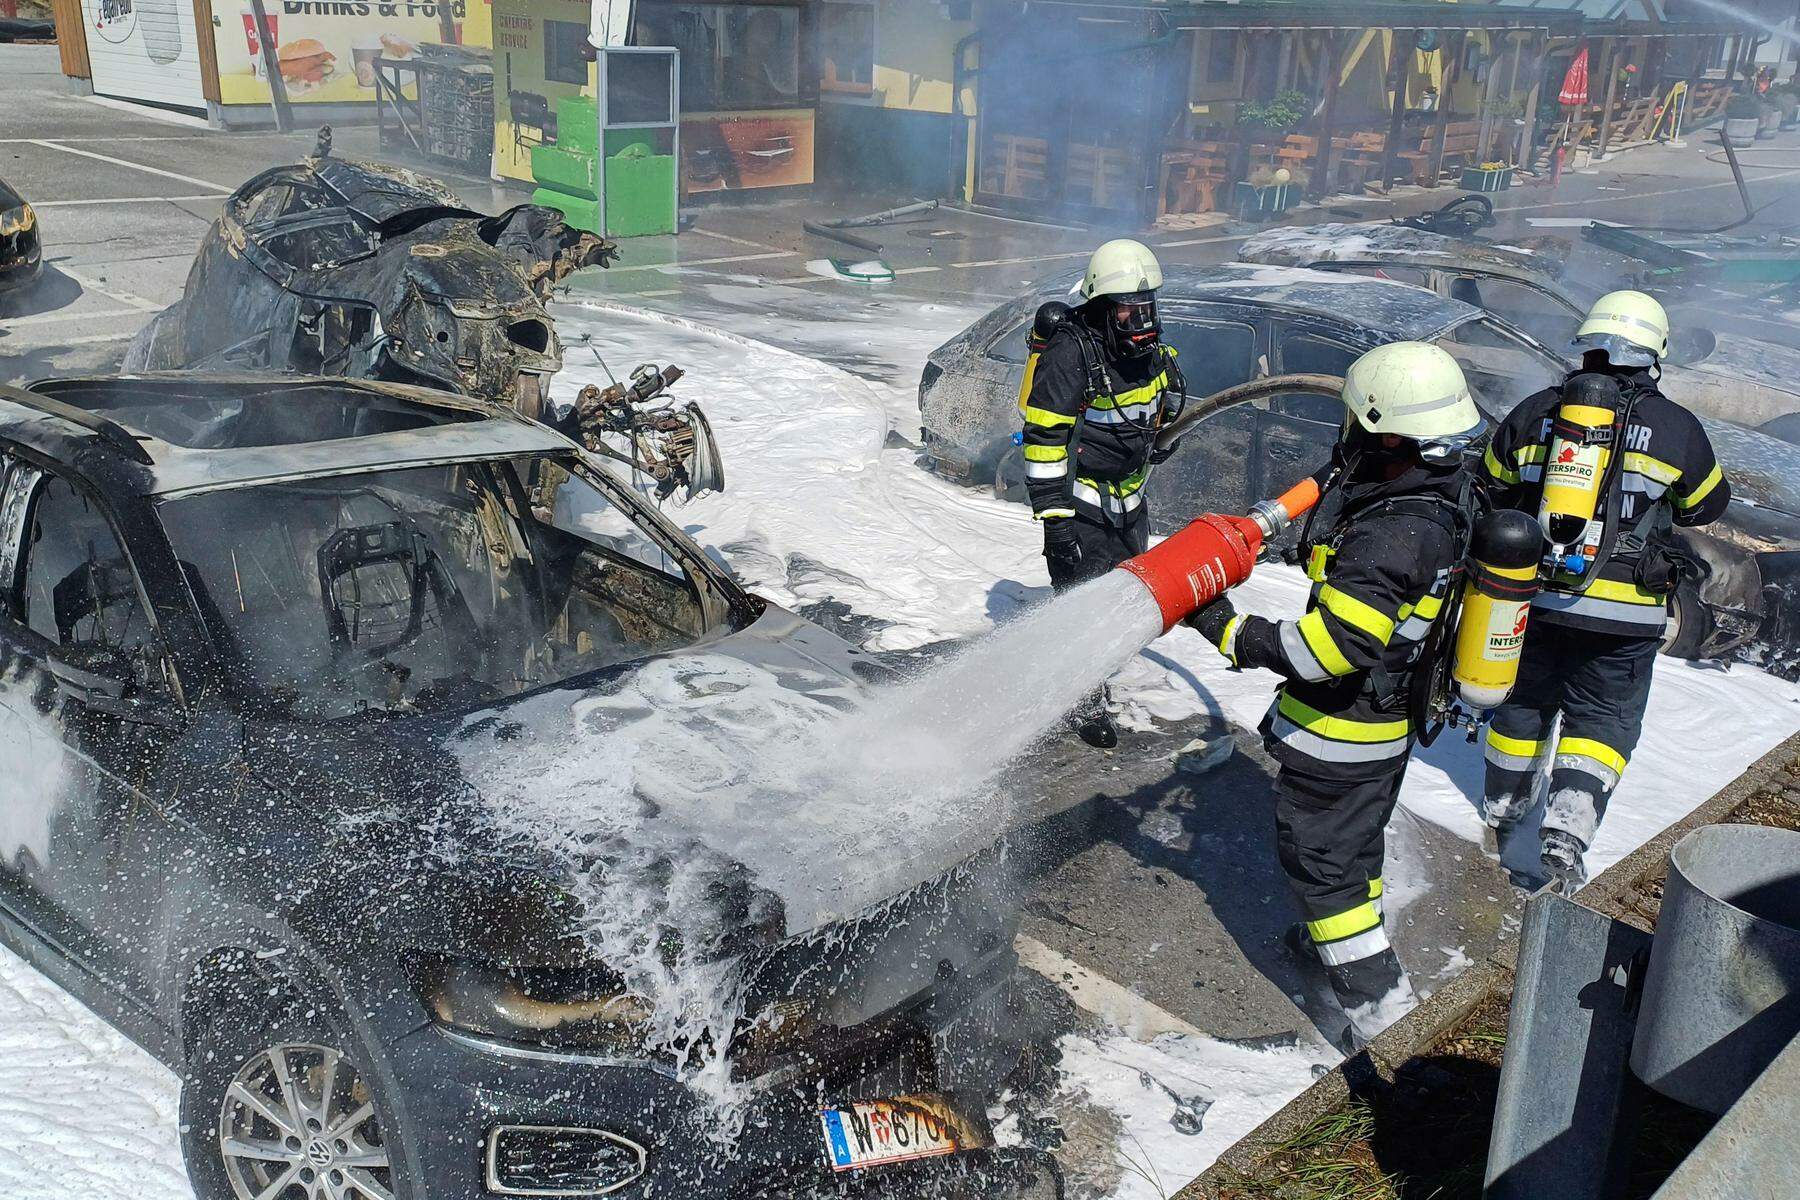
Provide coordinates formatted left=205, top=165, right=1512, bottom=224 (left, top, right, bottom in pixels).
left=1187, top=342, right=1483, bottom=1048
left=1021, top=239, right=1185, bottom=748
left=1480, top=291, right=1729, bottom=888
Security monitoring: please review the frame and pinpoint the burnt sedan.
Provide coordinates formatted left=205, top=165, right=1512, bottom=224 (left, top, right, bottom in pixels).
left=123, top=154, right=615, bottom=420
left=918, top=263, right=1800, bottom=664
left=0, top=174, right=40, bottom=294
left=0, top=376, right=1054, bottom=1199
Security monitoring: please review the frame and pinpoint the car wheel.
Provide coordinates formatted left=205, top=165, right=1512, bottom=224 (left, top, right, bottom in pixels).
left=181, top=985, right=402, bottom=1200
left=1662, top=579, right=1713, bottom=660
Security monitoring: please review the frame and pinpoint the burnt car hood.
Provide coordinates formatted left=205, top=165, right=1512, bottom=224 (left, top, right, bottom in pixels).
left=246, top=602, right=1015, bottom=951
left=1236, top=222, right=1572, bottom=286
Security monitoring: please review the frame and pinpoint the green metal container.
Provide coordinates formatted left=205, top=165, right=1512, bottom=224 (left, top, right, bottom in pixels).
left=602, top=136, right=677, bottom=238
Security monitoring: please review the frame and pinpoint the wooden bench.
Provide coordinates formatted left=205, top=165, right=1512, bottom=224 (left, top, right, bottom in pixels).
left=1160, top=139, right=1231, bottom=215
left=1397, top=119, right=1482, bottom=186
left=982, top=134, right=1049, bottom=201
left=1334, top=130, right=1389, bottom=191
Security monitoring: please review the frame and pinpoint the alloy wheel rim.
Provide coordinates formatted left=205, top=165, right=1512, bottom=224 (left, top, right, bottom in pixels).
left=218, top=1042, right=393, bottom=1200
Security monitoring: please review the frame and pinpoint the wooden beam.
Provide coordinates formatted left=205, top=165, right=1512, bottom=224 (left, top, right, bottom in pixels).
left=1428, top=31, right=1466, bottom=186
left=1380, top=29, right=1412, bottom=192
left=49, top=0, right=88, bottom=79
left=192, top=0, right=220, bottom=105
left=1596, top=37, right=1621, bottom=159
left=1518, top=35, right=1544, bottom=172
left=1312, top=30, right=1345, bottom=198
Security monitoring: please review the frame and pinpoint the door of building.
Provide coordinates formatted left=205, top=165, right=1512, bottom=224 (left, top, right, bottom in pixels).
left=79, top=0, right=207, bottom=112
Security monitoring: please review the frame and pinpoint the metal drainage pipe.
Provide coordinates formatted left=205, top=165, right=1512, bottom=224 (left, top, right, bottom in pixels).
left=1630, top=823, right=1800, bottom=1115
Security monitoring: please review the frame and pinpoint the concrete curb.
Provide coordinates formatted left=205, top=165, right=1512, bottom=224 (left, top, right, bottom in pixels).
left=1174, top=724, right=1800, bottom=1198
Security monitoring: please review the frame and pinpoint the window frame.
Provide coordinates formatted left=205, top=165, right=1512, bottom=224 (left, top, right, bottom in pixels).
left=1188, top=28, right=1246, bottom=103
left=7, top=460, right=182, bottom=707
left=818, top=0, right=875, bottom=97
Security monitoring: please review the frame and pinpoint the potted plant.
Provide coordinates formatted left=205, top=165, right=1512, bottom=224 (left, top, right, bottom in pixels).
left=1725, top=94, right=1762, bottom=147
left=1758, top=97, right=1781, bottom=138
left=1235, top=89, right=1310, bottom=136
left=1461, top=159, right=1515, bottom=192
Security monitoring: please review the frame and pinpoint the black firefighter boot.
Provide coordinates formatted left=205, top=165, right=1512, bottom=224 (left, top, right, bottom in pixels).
left=1066, top=685, right=1119, bottom=749
left=1325, top=948, right=1417, bottom=1053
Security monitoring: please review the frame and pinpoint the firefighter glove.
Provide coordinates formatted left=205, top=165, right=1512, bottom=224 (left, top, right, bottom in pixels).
left=1042, top=515, right=1083, bottom=566
left=1187, top=595, right=1238, bottom=647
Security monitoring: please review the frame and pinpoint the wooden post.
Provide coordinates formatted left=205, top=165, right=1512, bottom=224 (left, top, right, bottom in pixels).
left=1478, top=32, right=1509, bottom=163
left=1427, top=31, right=1465, bottom=186
left=1380, top=29, right=1413, bottom=192
left=1311, top=31, right=1345, bottom=198
left=1518, top=36, right=1544, bottom=172
left=437, top=0, right=459, bottom=45
left=1596, top=36, right=1622, bottom=159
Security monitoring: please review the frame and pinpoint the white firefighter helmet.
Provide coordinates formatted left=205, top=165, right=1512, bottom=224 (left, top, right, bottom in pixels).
left=1342, top=341, right=1485, bottom=462
left=1570, top=289, right=1669, bottom=368
left=1078, top=239, right=1164, bottom=301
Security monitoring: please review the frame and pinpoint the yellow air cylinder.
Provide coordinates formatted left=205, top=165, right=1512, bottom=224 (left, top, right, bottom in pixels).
left=1018, top=301, right=1074, bottom=415
left=1536, top=374, right=1622, bottom=574
left=1453, top=509, right=1545, bottom=711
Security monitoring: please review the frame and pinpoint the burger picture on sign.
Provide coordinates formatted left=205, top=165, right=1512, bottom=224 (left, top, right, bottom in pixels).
left=277, top=38, right=336, bottom=88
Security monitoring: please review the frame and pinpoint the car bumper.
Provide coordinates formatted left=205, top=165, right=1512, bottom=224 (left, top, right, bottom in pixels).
left=377, top=957, right=1038, bottom=1198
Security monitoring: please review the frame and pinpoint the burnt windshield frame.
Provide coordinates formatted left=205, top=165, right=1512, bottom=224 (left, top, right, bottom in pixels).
left=153, top=452, right=748, bottom=720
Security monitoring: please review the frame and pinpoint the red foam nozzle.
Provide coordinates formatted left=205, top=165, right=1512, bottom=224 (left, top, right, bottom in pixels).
left=1118, top=513, right=1263, bottom=633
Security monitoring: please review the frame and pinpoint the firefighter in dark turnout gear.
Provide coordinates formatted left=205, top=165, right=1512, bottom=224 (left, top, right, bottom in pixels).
left=1022, top=239, right=1185, bottom=748
left=1189, top=342, right=1484, bottom=1049
left=1480, top=291, right=1729, bottom=888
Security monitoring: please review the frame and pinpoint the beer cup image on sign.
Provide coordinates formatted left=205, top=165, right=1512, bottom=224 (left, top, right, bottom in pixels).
left=136, top=0, right=184, bottom=64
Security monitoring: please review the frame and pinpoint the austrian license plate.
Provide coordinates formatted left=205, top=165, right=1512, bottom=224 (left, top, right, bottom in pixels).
left=819, top=1097, right=959, bottom=1171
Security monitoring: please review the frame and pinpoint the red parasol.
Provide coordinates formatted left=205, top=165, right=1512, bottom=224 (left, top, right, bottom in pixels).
left=1559, top=46, right=1590, bottom=106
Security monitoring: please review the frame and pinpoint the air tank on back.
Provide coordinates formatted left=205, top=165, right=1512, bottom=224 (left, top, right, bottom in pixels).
left=1452, top=508, right=1545, bottom=710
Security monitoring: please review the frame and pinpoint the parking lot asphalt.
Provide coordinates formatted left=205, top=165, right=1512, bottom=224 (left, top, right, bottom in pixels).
left=6, top=39, right=1800, bottom=1053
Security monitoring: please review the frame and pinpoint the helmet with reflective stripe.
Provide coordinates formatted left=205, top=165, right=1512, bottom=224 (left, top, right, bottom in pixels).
left=1570, top=289, right=1668, bottom=367
left=1079, top=239, right=1163, bottom=301
left=1342, top=341, right=1485, bottom=462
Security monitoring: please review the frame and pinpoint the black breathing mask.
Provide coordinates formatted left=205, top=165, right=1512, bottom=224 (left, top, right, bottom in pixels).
left=1103, top=290, right=1161, bottom=356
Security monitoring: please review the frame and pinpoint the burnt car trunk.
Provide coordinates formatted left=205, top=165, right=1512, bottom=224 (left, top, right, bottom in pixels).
left=125, top=156, right=615, bottom=417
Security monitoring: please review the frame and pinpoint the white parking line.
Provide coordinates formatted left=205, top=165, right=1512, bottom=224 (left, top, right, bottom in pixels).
left=2, top=307, right=142, bottom=328
left=31, top=195, right=225, bottom=208
left=25, top=139, right=233, bottom=194
left=609, top=250, right=797, bottom=273
left=57, top=266, right=166, bottom=314
left=687, top=227, right=785, bottom=252
left=1014, top=935, right=1206, bottom=1041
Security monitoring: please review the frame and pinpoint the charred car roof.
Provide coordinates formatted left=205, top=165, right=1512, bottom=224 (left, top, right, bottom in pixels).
left=985, top=261, right=1482, bottom=346
left=1235, top=222, right=1571, bottom=291
left=0, top=374, right=572, bottom=498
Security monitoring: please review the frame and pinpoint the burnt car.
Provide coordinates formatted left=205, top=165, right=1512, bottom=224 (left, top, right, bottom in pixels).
left=0, top=375, right=1055, bottom=1199
left=917, top=262, right=1800, bottom=663
left=0, top=174, right=41, bottom=294
left=124, top=155, right=615, bottom=420
left=1236, top=221, right=1800, bottom=432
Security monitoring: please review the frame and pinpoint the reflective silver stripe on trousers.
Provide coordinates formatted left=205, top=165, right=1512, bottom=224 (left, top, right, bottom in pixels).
left=1025, top=460, right=1069, bottom=479
left=1315, top=924, right=1391, bottom=967
left=1532, top=590, right=1668, bottom=629
left=1279, top=619, right=1336, bottom=682
left=1269, top=712, right=1410, bottom=764
left=1484, top=743, right=1544, bottom=773
left=1072, top=480, right=1143, bottom=513
left=1554, top=751, right=1622, bottom=791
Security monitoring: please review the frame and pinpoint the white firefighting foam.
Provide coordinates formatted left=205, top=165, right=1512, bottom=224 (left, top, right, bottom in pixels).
left=452, top=570, right=1164, bottom=1122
